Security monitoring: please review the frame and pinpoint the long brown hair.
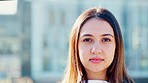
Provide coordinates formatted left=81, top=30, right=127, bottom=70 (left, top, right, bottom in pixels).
left=62, top=7, right=134, bottom=83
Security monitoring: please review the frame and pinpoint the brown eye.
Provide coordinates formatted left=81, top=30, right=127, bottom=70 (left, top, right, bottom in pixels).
left=102, top=38, right=111, bottom=42
left=83, top=38, right=92, bottom=42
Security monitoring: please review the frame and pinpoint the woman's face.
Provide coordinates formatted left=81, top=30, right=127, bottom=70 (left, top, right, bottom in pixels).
left=78, top=18, right=116, bottom=79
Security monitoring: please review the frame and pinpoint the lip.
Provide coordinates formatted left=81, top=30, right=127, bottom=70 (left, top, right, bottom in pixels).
left=89, top=57, right=104, bottom=64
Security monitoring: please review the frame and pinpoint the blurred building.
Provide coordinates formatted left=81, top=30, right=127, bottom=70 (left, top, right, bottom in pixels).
left=0, top=0, right=148, bottom=83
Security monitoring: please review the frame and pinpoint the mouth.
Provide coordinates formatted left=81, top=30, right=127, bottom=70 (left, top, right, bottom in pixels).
left=89, top=57, right=104, bottom=64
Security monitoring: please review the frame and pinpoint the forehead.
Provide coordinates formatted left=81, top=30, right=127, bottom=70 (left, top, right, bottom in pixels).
left=80, top=18, right=114, bottom=35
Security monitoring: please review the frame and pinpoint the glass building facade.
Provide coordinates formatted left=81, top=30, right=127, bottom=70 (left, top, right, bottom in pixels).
left=0, top=0, right=148, bottom=83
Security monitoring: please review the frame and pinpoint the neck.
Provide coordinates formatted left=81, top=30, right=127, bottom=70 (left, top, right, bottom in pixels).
left=86, top=69, right=108, bottom=81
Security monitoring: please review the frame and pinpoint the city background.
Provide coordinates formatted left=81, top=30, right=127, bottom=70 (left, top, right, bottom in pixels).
left=0, top=0, right=148, bottom=83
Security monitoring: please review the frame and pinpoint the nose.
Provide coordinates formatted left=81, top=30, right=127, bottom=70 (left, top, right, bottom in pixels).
left=90, top=42, right=103, bottom=54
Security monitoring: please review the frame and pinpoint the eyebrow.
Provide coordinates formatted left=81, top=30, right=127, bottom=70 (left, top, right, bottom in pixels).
left=102, top=34, right=114, bottom=37
left=81, top=34, right=93, bottom=37
left=80, top=33, right=114, bottom=38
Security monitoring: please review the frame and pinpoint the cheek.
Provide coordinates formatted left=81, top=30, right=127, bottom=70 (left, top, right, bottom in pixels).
left=105, top=43, right=115, bottom=53
left=78, top=45, right=91, bottom=61
left=105, top=45, right=115, bottom=62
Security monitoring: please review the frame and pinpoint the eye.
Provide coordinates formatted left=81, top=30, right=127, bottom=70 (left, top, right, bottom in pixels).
left=83, top=38, right=92, bottom=42
left=102, top=38, right=111, bottom=42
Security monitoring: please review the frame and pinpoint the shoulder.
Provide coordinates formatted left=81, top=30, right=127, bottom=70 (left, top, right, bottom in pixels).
left=82, top=80, right=109, bottom=83
left=123, top=79, right=135, bottom=83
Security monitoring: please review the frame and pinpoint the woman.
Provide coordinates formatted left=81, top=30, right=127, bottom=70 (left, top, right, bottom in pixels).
left=62, top=7, right=134, bottom=83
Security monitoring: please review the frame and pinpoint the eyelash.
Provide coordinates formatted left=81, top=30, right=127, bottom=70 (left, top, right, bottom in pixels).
left=83, top=38, right=92, bottom=42
left=82, top=38, right=111, bottom=43
left=102, top=38, right=111, bottom=42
